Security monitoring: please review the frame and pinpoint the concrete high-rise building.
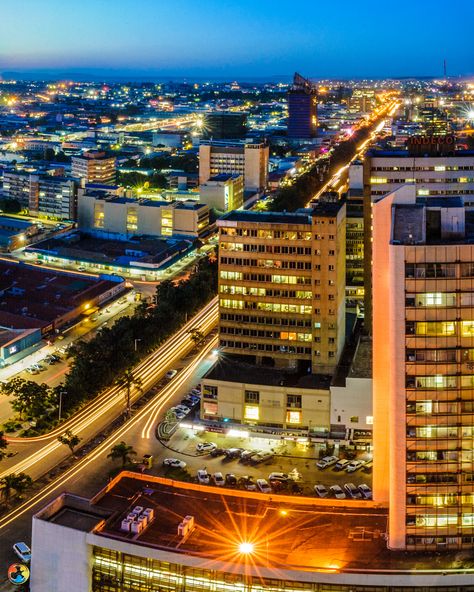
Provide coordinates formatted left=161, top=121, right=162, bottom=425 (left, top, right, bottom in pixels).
left=217, top=202, right=346, bottom=374
left=199, top=140, right=269, bottom=193
left=363, top=146, right=474, bottom=326
left=199, top=173, right=243, bottom=212
left=348, top=89, right=377, bottom=115
left=72, top=151, right=116, bottom=186
left=202, top=111, right=247, bottom=139
left=287, top=73, right=318, bottom=139
left=373, top=185, right=474, bottom=551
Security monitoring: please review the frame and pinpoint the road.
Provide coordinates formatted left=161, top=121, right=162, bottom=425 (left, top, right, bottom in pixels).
left=0, top=297, right=218, bottom=482
left=0, top=334, right=219, bottom=590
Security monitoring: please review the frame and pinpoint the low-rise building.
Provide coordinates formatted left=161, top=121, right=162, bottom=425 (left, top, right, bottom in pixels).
left=199, top=173, right=243, bottom=212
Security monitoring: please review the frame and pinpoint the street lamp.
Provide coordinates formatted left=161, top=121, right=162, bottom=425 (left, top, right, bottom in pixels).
left=134, top=339, right=141, bottom=352
left=58, top=390, right=66, bottom=421
left=238, top=542, right=254, bottom=554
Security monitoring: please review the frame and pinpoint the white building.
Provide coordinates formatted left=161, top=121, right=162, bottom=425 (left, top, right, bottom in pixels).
left=199, top=173, right=243, bottom=212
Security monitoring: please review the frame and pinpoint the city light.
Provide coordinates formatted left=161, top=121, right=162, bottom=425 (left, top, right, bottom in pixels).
left=238, top=542, right=254, bottom=554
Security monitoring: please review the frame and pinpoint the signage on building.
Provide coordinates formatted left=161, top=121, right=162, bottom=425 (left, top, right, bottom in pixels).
left=8, top=564, right=30, bottom=585
left=407, top=135, right=456, bottom=156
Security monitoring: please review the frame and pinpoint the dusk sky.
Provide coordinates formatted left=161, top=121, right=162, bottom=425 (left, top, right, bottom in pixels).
left=1, top=0, right=473, bottom=79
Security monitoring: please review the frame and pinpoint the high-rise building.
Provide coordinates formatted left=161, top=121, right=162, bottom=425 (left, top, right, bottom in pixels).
left=199, top=140, right=268, bottom=193
left=199, top=173, right=244, bottom=212
left=202, top=111, right=247, bottom=139
left=287, top=73, right=318, bottom=139
left=373, top=185, right=474, bottom=551
left=72, top=151, right=116, bottom=186
left=348, top=88, right=377, bottom=115
left=363, top=145, right=474, bottom=326
left=217, top=202, right=346, bottom=374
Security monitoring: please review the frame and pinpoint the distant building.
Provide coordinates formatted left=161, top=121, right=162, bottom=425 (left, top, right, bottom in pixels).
left=202, top=111, right=247, bottom=139
left=152, top=131, right=190, bottom=149
left=78, top=192, right=209, bottom=239
left=72, top=151, right=116, bottom=185
left=199, top=140, right=269, bottom=193
left=287, top=72, right=318, bottom=139
left=199, top=174, right=243, bottom=212
left=217, top=202, right=346, bottom=374
left=348, top=88, right=377, bottom=114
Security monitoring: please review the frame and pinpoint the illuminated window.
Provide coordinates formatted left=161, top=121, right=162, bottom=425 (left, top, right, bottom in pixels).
left=366, top=416, right=373, bottom=425
left=462, top=321, right=474, bottom=337
left=203, top=402, right=218, bottom=416
left=244, top=405, right=259, bottom=421
left=286, top=410, right=302, bottom=424
left=370, top=177, right=388, bottom=184
left=415, top=322, right=456, bottom=336
left=281, top=332, right=297, bottom=341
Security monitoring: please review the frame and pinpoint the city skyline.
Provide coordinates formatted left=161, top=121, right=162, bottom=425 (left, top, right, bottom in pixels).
left=1, top=0, right=473, bottom=79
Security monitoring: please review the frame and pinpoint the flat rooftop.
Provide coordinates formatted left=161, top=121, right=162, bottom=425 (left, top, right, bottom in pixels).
left=36, top=473, right=474, bottom=573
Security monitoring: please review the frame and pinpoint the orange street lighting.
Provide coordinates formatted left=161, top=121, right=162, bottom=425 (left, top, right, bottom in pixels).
left=238, top=542, right=254, bottom=554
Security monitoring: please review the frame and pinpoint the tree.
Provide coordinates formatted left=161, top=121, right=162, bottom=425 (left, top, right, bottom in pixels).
left=188, top=328, right=205, bottom=346
left=107, top=442, right=137, bottom=467
left=0, top=431, right=8, bottom=461
left=0, top=472, right=32, bottom=505
left=115, top=368, right=142, bottom=418
left=1, top=378, right=52, bottom=419
left=57, top=429, right=81, bottom=457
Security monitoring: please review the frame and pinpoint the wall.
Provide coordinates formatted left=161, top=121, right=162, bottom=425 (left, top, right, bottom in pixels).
left=330, top=377, right=372, bottom=435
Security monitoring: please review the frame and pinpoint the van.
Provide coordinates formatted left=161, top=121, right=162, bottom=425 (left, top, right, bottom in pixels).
left=334, top=459, right=350, bottom=471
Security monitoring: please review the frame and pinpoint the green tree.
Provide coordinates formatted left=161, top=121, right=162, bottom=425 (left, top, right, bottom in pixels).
left=115, top=368, right=143, bottom=418
left=188, top=328, right=205, bottom=346
left=1, top=378, right=52, bottom=419
left=57, top=429, right=81, bottom=457
left=0, top=431, right=8, bottom=461
left=0, top=472, right=32, bottom=505
left=107, top=442, right=137, bottom=467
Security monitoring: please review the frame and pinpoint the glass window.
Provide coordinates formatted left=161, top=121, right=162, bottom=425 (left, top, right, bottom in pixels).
left=287, top=394, right=302, bottom=408
left=244, top=405, right=259, bottom=421
left=462, top=321, right=474, bottom=337
left=244, top=390, right=259, bottom=404
left=415, top=322, right=456, bottom=336
left=286, top=410, right=302, bottom=424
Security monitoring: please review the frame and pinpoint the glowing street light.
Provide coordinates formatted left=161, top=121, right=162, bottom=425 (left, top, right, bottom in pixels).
left=238, top=542, right=254, bottom=554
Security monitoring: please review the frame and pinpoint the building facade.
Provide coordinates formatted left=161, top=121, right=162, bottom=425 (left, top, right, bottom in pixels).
left=199, top=173, right=244, bottom=212
left=202, top=111, right=247, bottom=139
left=217, top=204, right=346, bottom=374
left=373, top=186, right=474, bottom=550
left=78, top=192, right=209, bottom=239
left=199, top=140, right=269, bottom=192
left=72, top=151, right=116, bottom=185
left=287, top=73, right=318, bottom=139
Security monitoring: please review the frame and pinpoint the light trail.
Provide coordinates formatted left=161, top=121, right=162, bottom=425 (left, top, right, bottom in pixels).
left=1, top=298, right=218, bottom=479
left=0, top=337, right=218, bottom=532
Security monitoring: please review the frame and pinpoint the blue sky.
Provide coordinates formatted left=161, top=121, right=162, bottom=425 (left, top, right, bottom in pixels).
left=1, top=0, right=473, bottom=78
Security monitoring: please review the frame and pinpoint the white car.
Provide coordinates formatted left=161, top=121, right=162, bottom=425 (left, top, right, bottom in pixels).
left=175, top=404, right=191, bottom=414
left=329, top=485, right=346, bottom=499
left=346, top=460, right=364, bottom=473
left=165, top=369, right=178, bottom=379
left=314, top=484, right=329, bottom=498
left=163, top=458, right=187, bottom=469
left=358, top=484, right=372, bottom=499
left=213, top=472, right=225, bottom=486
left=256, top=479, right=272, bottom=494
left=316, top=455, right=338, bottom=469
left=197, top=469, right=210, bottom=484
left=13, top=542, right=31, bottom=563
left=170, top=408, right=186, bottom=420
left=196, top=442, right=217, bottom=453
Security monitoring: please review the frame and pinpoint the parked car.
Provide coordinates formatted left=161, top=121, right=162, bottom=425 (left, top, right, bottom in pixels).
left=316, top=455, right=338, bottom=469
left=334, top=459, right=351, bottom=471
left=224, top=448, right=243, bottom=459
left=268, top=472, right=289, bottom=483
left=225, top=473, right=237, bottom=486
left=314, top=484, right=329, bottom=498
left=175, top=404, right=191, bottom=414
left=163, top=458, right=187, bottom=469
left=256, top=479, right=272, bottom=494
left=197, top=469, right=210, bottom=485
left=250, top=452, right=274, bottom=465
left=346, top=460, right=364, bottom=473
left=362, top=461, right=373, bottom=473
left=239, top=476, right=257, bottom=491
left=329, top=485, right=346, bottom=499
left=170, top=408, right=186, bottom=420
left=344, top=483, right=362, bottom=499
left=240, top=450, right=258, bottom=463
left=213, top=472, right=225, bottom=486
left=210, top=447, right=226, bottom=458
left=13, top=542, right=31, bottom=563
left=358, top=484, right=372, bottom=499
left=196, top=442, right=217, bottom=453
left=165, top=369, right=178, bottom=379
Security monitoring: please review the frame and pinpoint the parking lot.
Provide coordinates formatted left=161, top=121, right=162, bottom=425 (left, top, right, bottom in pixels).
left=154, top=411, right=373, bottom=500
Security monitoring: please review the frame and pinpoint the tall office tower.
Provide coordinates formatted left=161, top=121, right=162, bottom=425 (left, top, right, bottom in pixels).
left=348, top=88, right=377, bottom=115
left=363, top=142, right=474, bottom=326
left=217, top=201, right=346, bottom=374
left=199, top=140, right=269, bottom=193
left=72, top=151, right=116, bottom=186
left=202, top=111, right=247, bottom=139
left=287, top=72, right=318, bottom=139
left=373, top=185, right=474, bottom=551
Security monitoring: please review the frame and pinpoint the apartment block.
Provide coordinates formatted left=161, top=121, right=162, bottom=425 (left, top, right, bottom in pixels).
left=373, top=185, right=474, bottom=551
left=217, top=202, right=346, bottom=374
left=72, top=151, right=116, bottom=185
left=199, top=140, right=269, bottom=192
